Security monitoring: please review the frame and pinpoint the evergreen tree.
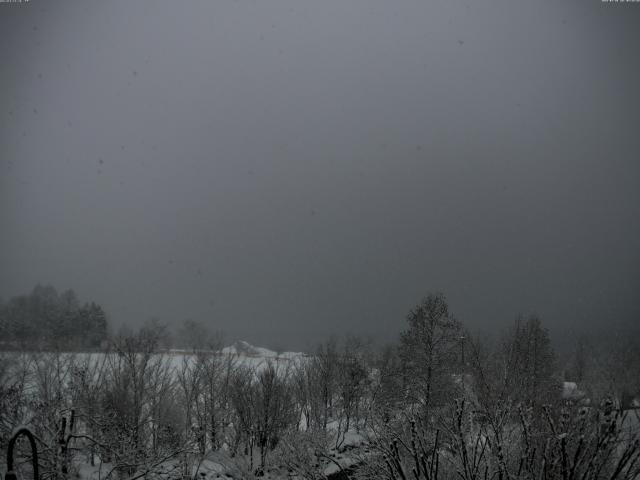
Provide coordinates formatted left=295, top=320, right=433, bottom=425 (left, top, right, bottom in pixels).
left=0, top=284, right=109, bottom=349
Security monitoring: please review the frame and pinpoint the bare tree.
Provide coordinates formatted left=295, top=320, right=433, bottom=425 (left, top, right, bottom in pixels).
left=254, top=360, right=296, bottom=470
left=399, top=293, right=463, bottom=413
left=335, top=336, right=371, bottom=448
left=97, top=321, right=183, bottom=480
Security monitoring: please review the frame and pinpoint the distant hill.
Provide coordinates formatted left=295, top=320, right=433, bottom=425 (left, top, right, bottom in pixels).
left=221, top=340, right=305, bottom=359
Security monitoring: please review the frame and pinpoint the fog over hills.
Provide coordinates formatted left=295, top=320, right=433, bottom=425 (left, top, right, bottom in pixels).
left=1, top=0, right=639, bottom=349
left=1, top=1, right=639, bottom=479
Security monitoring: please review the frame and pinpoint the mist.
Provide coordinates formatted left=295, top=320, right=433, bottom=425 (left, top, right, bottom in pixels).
left=1, top=0, right=639, bottom=349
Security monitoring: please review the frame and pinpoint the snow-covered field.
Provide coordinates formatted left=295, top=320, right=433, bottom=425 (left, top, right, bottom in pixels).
left=1, top=342, right=355, bottom=480
left=1, top=340, right=309, bottom=379
left=162, top=340, right=309, bottom=375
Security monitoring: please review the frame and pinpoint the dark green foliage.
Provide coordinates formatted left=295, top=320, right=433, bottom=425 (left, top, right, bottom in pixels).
left=0, top=285, right=109, bottom=350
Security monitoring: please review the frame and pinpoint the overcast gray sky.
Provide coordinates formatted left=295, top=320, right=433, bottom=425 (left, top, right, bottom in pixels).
left=1, top=0, right=639, bottom=349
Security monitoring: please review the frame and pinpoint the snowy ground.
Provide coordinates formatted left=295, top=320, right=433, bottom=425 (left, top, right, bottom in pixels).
left=2, top=343, right=354, bottom=480
left=0, top=340, right=309, bottom=379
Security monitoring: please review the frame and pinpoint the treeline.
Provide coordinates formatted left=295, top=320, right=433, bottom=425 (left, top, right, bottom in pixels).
left=0, top=292, right=638, bottom=480
left=369, top=294, right=640, bottom=480
left=0, top=284, right=108, bottom=350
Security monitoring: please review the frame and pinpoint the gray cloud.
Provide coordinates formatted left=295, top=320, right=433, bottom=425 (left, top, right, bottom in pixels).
left=1, top=0, right=639, bottom=349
